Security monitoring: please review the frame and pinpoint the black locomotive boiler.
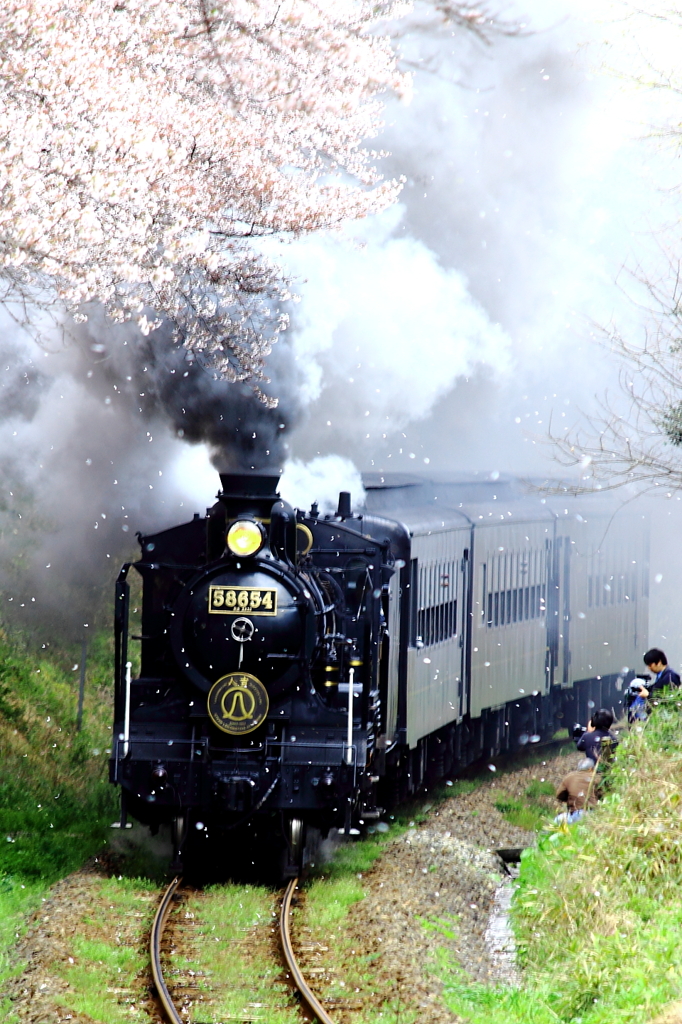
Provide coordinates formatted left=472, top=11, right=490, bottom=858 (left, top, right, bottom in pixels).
left=110, top=471, right=648, bottom=874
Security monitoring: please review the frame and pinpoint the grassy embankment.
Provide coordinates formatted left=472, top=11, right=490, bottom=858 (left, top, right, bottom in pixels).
left=440, top=696, right=682, bottom=1024
left=0, top=628, right=119, bottom=1012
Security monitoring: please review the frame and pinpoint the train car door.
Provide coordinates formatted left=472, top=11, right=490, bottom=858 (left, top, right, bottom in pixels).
left=546, top=528, right=571, bottom=688
left=404, top=517, right=470, bottom=748
left=458, top=543, right=471, bottom=722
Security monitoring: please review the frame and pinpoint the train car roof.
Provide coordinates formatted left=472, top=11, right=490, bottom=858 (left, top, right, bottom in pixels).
left=361, top=471, right=640, bottom=530
left=367, top=504, right=472, bottom=536
left=363, top=470, right=559, bottom=506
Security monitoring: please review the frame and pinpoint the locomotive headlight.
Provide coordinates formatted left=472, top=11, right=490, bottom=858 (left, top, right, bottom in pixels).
left=226, top=518, right=264, bottom=557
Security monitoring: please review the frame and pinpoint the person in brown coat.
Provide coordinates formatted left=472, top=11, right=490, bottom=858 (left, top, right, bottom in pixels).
left=555, top=758, right=601, bottom=823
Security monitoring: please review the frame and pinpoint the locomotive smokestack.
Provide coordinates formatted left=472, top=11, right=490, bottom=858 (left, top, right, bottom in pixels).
left=217, top=472, right=281, bottom=519
left=219, top=472, right=280, bottom=497
left=336, top=491, right=352, bottom=519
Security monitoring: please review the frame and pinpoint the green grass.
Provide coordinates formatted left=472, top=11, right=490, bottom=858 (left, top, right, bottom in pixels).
left=295, top=791, right=469, bottom=1024
left=305, top=875, right=365, bottom=930
left=0, top=625, right=122, bottom=1018
left=299, top=868, right=416, bottom=1022
left=439, top=693, right=682, bottom=1024
left=57, top=938, right=147, bottom=1023
left=52, top=875, right=156, bottom=1024
left=524, top=779, right=555, bottom=800
left=492, top=780, right=556, bottom=833
left=0, top=875, right=48, bottom=1020
left=186, top=884, right=299, bottom=1023
left=0, top=628, right=118, bottom=881
left=1, top=874, right=157, bottom=1024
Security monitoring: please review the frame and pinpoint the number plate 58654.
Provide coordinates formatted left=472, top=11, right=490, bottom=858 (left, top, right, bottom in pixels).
left=208, top=586, right=277, bottom=616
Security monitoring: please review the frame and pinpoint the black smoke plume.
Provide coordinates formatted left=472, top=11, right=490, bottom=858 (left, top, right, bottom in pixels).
left=0, top=309, right=301, bottom=639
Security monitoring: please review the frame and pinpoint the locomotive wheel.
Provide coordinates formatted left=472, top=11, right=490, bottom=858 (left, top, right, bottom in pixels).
left=281, top=816, right=305, bottom=879
left=171, top=813, right=188, bottom=870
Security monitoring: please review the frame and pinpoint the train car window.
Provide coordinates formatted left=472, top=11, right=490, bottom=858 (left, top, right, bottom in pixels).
left=587, top=563, right=638, bottom=609
left=412, top=558, right=458, bottom=647
left=483, top=548, right=546, bottom=628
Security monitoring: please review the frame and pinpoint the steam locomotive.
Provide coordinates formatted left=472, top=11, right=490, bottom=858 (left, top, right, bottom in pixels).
left=110, top=471, right=648, bottom=874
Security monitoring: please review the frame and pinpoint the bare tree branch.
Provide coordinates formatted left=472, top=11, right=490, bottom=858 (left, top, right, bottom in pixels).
left=547, top=256, right=682, bottom=496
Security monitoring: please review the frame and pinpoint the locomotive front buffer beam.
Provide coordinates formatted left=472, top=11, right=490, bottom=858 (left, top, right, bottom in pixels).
left=110, top=732, right=369, bottom=825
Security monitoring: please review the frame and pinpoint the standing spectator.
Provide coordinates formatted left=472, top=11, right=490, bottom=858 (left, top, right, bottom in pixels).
left=639, top=649, right=681, bottom=698
left=576, top=708, right=618, bottom=765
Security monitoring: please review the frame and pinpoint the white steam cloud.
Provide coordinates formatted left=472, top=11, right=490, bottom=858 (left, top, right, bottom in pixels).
left=273, top=205, right=511, bottom=434
left=279, top=455, right=366, bottom=513
left=283, top=0, right=680, bottom=475
left=267, top=202, right=512, bottom=501
left=275, top=0, right=682, bottom=663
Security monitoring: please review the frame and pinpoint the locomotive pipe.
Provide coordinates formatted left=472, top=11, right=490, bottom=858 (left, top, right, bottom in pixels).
left=123, top=661, right=132, bottom=758
left=346, top=666, right=355, bottom=765
left=113, top=566, right=130, bottom=724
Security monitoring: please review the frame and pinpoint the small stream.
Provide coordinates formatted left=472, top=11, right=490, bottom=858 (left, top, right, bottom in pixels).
left=484, top=868, right=521, bottom=986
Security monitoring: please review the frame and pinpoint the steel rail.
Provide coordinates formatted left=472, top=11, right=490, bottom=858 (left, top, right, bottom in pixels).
left=152, top=874, right=336, bottom=1024
left=280, top=877, right=336, bottom=1024
left=150, top=875, right=184, bottom=1024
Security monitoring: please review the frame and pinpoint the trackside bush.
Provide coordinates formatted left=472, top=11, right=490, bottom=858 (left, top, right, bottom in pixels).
left=440, top=694, right=682, bottom=1024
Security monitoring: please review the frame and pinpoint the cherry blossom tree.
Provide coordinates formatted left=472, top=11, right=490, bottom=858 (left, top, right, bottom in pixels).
left=0, top=0, right=407, bottom=393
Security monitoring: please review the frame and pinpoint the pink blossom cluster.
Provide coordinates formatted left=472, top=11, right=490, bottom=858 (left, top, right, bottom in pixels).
left=0, top=0, right=405, bottom=389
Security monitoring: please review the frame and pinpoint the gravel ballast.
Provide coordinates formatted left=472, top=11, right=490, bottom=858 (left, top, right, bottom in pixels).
left=298, top=748, right=577, bottom=1023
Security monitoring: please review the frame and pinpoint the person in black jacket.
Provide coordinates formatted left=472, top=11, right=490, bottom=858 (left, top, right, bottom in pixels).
left=576, top=708, right=618, bottom=765
left=638, top=649, right=681, bottom=698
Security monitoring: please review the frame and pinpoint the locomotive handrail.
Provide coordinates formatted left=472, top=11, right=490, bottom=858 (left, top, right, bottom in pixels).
left=308, top=545, right=380, bottom=557
left=113, top=734, right=355, bottom=781
left=113, top=564, right=131, bottom=724
left=122, top=661, right=132, bottom=757
left=265, top=737, right=356, bottom=761
left=208, top=742, right=267, bottom=754
left=112, top=735, right=209, bottom=781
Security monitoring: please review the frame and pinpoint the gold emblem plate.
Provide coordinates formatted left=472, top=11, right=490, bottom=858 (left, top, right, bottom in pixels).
left=208, top=585, right=277, bottom=616
left=207, top=672, right=269, bottom=735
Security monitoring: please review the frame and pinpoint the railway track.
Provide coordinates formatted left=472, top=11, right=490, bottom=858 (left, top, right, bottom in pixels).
left=150, top=876, right=335, bottom=1024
